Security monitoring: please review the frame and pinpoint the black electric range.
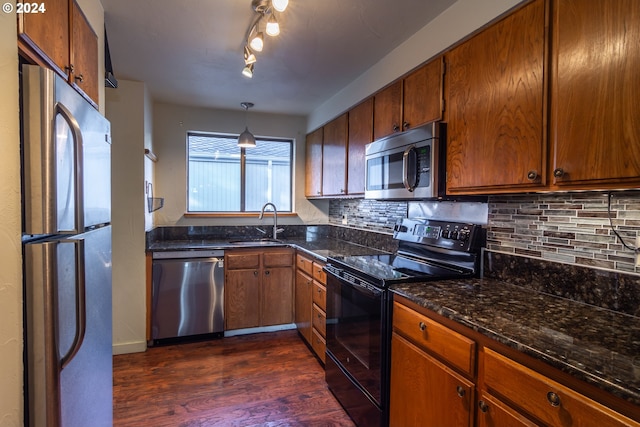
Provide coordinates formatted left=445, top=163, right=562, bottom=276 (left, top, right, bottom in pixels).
left=325, top=218, right=484, bottom=289
left=324, top=218, right=485, bottom=427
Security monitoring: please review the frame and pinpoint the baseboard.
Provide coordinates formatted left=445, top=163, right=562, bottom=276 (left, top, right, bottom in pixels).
left=112, top=340, right=147, bottom=355
left=224, top=323, right=296, bottom=337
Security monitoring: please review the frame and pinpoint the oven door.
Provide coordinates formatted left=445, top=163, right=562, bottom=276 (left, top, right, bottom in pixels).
left=325, top=268, right=388, bottom=426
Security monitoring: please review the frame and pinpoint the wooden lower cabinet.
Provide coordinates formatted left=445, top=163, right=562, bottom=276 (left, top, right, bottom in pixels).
left=390, top=301, right=475, bottom=427
left=295, top=252, right=326, bottom=363
left=482, top=348, right=640, bottom=427
left=476, top=391, right=538, bottom=427
left=224, top=248, right=293, bottom=330
left=391, top=298, right=640, bottom=427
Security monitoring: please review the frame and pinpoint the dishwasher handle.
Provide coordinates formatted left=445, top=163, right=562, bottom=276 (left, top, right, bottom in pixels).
left=152, top=250, right=224, bottom=259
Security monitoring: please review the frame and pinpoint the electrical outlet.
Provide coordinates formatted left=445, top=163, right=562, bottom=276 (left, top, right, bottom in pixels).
left=342, top=214, right=348, bottom=225
left=636, top=236, right=640, bottom=268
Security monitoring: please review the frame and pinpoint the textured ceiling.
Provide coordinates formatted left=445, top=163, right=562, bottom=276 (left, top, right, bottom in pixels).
left=101, top=0, right=457, bottom=115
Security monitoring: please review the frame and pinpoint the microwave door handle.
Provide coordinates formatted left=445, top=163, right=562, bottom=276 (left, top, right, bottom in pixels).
left=402, top=145, right=418, bottom=192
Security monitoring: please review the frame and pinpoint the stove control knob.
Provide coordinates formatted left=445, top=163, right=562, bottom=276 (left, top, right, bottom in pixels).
left=441, top=230, right=450, bottom=239
left=458, top=230, right=470, bottom=241
left=450, top=231, right=459, bottom=240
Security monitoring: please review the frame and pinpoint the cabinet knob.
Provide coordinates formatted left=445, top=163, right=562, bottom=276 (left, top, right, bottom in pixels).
left=553, top=168, right=565, bottom=178
left=393, top=124, right=400, bottom=132
left=478, top=400, right=489, bottom=413
left=546, top=391, right=561, bottom=407
left=254, top=271, right=259, bottom=276
left=403, top=121, right=410, bottom=130
left=418, top=321, right=426, bottom=331
left=456, top=386, right=466, bottom=398
left=527, top=170, right=538, bottom=181
left=75, top=73, right=84, bottom=83
left=265, top=270, right=270, bottom=276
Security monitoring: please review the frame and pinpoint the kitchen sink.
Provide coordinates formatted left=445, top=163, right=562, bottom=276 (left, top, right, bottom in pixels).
left=227, top=238, right=284, bottom=246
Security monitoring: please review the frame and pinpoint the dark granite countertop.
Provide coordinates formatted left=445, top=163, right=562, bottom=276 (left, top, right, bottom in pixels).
left=391, top=278, right=640, bottom=407
left=147, top=236, right=387, bottom=261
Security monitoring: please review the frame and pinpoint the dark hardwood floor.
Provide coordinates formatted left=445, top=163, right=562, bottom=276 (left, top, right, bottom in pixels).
left=113, top=329, right=355, bottom=426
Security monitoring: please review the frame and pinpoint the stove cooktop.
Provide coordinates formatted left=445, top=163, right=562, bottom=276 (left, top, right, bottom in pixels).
left=326, top=218, right=484, bottom=288
left=329, top=253, right=466, bottom=282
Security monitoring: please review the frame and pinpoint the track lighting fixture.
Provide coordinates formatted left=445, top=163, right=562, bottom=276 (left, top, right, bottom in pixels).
left=244, top=46, right=256, bottom=65
left=240, top=0, right=289, bottom=76
left=242, top=63, right=255, bottom=78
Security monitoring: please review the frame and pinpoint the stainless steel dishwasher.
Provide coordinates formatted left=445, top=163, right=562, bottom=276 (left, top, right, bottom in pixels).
left=151, top=250, right=224, bottom=344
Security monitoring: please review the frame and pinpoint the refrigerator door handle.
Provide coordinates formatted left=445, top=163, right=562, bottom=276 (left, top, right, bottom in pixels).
left=54, top=102, right=85, bottom=233
left=60, top=240, right=87, bottom=369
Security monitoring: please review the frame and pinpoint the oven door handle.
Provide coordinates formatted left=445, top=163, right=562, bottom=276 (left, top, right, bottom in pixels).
left=325, top=267, right=383, bottom=297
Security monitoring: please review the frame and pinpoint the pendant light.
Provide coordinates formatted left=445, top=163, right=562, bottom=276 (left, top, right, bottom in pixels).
left=238, top=102, right=256, bottom=148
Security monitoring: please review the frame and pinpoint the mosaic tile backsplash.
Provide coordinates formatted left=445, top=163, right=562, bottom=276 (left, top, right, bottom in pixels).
left=329, top=191, right=640, bottom=275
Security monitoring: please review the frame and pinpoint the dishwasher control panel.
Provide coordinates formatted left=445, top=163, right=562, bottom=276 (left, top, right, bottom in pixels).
left=152, top=250, right=224, bottom=259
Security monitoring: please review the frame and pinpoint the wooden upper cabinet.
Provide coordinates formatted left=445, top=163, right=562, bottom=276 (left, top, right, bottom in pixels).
left=18, top=0, right=69, bottom=76
left=322, top=113, right=348, bottom=196
left=403, top=57, right=444, bottom=131
left=373, top=57, right=444, bottom=141
left=18, top=0, right=99, bottom=107
left=550, top=0, right=640, bottom=189
left=305, top=127, right=323, bottom=198
left=373, top=80, right=403, bottom=140
left=446, top=0, right=546, bottom=194
left=70, top=1, right=99, bottom=105
left=347, top=98, right=373, bottom=195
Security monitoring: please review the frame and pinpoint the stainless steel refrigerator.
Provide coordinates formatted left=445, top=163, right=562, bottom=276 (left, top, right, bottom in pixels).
left=21, top=64, right=113, bottom=427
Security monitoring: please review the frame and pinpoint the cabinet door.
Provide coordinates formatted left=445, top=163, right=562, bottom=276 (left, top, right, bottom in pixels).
left=322, top=114, right=348, bottom=196
left=347, top=98, right=373, bottom=195
left=305, top=127, right=323, bottom=197
left=550, top=0, right=640, bottom=188
left=294, top=269, right=313, bottom=343
left=477, top=391, right=538, bottom=427
left=70, top=0, right=99, bottom=105
left=403, top=57, right=444, bottom=131
left=225, top=269, right=260, bottom=330
left=446, top=0, right=546, bottom=193
left=262, top=266, right=293, bottom=326
left=389, top=332, right=474, bottom=427
left=18, top=0, right=70, bottom=76
left=483, top=348, right=640, bottom=427
left=373, top=80, right=402, bottom=140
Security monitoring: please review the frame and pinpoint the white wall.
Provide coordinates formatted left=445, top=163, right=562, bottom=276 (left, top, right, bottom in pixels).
left=153, top=102, right=329, bottom=227
left=0, top=4, right=23, bottom=424
left=308, top=0, right=524, bottom=131
left=105, top=80, right=149, bottom=354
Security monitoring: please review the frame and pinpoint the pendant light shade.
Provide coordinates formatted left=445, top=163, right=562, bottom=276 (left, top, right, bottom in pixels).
left=238, top=102, right=256, bottom=148
left=272, top=0, right=288, bottom=12
left=266, top=13, right=280, bottom=36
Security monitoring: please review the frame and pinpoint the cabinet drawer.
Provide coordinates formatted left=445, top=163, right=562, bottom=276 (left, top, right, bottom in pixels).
left=393, top=301, right=475, bottom=376
left=312, top=303, right=326, bottom=337
left=476, top=391, right=537, bottom=427
left=296, top=254, right=313, bottom=275
left=312, top=261, right=326, bottom=283
left=312, top=281, right=326, bottom=312
left=311, top=328, right=326, bottom=363
left=263, top=249, right=293, bottom=267
left=483, top=348, right=640, bottom=427
left=226, top=252, right=260, bottom=269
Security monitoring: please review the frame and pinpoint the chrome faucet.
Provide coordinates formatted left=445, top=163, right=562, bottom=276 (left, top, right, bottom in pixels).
left=259, top=202, right=283, bottom=240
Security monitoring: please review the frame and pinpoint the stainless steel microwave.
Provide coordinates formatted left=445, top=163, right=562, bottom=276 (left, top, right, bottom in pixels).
left=364, top=122, right=445, bottom=200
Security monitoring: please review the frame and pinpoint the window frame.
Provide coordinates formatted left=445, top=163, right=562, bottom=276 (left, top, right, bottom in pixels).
left=185, top=131, right=295, bottom=214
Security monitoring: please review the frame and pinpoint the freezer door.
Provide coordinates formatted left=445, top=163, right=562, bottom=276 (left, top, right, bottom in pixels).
left=22, top=65, right=111, bottom=235
left=24, top=226, right=112, bottom=427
